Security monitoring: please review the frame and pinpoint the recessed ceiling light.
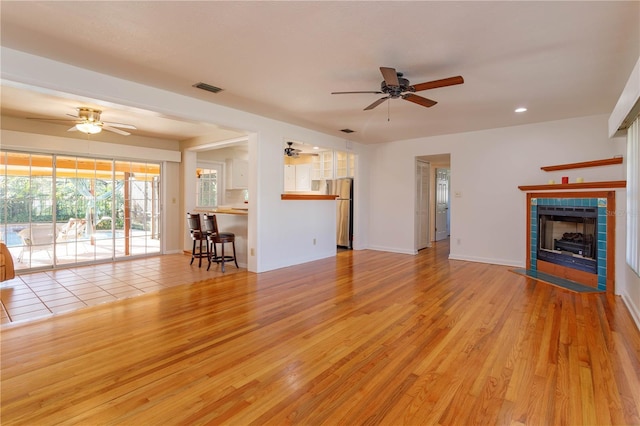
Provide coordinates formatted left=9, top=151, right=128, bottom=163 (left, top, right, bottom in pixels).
left=515, top=107, right=527, bottom=113
left=313, top=146, right=319, bottom=150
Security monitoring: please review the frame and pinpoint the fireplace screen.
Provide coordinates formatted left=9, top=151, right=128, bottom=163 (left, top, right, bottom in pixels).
left=537, top=205, right=597, bottom=274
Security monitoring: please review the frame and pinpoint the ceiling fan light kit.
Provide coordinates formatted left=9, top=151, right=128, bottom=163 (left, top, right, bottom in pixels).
left=75, top=121, right=102, bottom=134
left=332, top=66, right=464, bottom=111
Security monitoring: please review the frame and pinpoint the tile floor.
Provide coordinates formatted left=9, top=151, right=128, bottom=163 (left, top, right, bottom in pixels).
left=0, top=254, right=244, bottom=325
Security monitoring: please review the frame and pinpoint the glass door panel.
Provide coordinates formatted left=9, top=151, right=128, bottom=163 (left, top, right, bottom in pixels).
left=56, top=156, right=87, bottom=265
left=26, top=154, right=55, bottom=269
left=2, top=150, right=160, bottom=271
left=114, top=161, right=161, bottom=258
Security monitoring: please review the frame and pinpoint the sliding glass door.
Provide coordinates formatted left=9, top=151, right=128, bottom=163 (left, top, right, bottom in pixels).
left=1, top=150, right=161, bottom=271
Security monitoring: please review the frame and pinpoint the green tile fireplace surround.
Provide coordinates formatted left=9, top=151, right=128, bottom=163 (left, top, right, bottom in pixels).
left=522, top=191, right=617, bottom=295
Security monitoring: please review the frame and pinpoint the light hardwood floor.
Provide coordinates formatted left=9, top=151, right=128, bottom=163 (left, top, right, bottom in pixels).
left=1, top=241, right=639, bottom=425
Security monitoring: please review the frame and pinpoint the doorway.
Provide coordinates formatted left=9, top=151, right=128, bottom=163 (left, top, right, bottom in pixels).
left=435, top=168, right=450, bottom=241
left=416, top=154, right=451, bottom=251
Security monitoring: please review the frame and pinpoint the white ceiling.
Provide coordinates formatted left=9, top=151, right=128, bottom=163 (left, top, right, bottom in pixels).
left=1, top=1, right=638, bottom=144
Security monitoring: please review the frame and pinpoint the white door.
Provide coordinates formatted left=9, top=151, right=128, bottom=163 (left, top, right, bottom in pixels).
left=416, top=160, right=430, bottom=250
left=435, top=168, right=450, bottom=241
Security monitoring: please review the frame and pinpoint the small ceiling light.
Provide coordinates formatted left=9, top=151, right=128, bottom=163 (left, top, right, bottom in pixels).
left=515, top=107, right=527, bottom=113
left=313, top=146, right=320, bottom=150
left=75, top=122, right=102, bottom=134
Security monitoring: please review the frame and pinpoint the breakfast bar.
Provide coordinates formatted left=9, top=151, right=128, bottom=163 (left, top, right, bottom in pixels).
left=196, top=207, right=248, bottom=268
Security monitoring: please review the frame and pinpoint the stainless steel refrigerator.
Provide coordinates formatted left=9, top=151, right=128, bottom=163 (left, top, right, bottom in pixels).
left=331, top=178, right=353, bottom=249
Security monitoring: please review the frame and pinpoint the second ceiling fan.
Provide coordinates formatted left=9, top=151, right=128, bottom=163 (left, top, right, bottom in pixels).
left=332, top=67, right=464, bottom=111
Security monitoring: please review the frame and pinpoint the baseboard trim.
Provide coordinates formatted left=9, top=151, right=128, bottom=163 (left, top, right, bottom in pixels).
left=621, top=292, right=640, bottom=332
left=448, top=254, right=524, bottom=268
left=367, top=245, right=417, bottom=255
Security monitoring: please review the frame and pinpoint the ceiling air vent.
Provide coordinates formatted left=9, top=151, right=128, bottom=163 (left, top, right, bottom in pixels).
left=340, top=128, right=355, bottom=133
left=193, top=82, right=223, bottom=94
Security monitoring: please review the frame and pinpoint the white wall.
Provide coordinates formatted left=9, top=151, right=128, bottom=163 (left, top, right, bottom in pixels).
left=369, top=114, right=629, bottom=283
left=162, top=161, right=182, bottom=253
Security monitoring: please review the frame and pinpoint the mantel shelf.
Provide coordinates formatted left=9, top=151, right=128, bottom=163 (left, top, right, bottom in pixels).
left=540, top=157, right=623, bottom=171
left=518, top=180, right=626, bottom=191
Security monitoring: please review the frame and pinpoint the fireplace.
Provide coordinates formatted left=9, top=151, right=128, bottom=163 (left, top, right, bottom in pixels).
left=527, top=192, right=615, bottom=291
left=537, top=205, right=597, bottom=274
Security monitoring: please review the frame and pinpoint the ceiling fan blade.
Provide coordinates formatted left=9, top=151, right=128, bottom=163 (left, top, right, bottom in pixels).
left=412, top=76, right=464, bottom=92
left=403, top=93, right=437, bottom=108
left=364, top=96, right=389, bottom=111
left=331, top=91, right=383, bottom=95
left=27, top=117, right=78, bottom=122
left=102, top=121, right=137, bottom=129
left=103, top=126, right=131, bottom=136
left=380, top=67, right=400, bottom=87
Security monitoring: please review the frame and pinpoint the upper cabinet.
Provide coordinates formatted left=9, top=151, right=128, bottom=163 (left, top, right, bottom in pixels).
left=227, top=158, right=248, bottom=189
left=335, top=151, right=355, bottom=178
left=311, top=150, right=355, bottom=180
left=312, top=151, right=334, bottom=180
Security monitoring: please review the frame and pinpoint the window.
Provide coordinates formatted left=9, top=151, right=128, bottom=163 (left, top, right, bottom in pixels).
left=627, top=116, right=640, bottom=275
left=196, top=163, right=223, bottom=208
left=0, top=150, right=161, bottom=271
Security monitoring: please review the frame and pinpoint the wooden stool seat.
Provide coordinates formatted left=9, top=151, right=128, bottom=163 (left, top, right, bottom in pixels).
left=186, top=213, right=208, bottom=267
left=203, top=214, right=238, bottom=272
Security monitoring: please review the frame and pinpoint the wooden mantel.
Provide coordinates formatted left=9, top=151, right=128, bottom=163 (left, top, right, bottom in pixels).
left=518, top=180, right=626, bottom=191
left=540, top=157, right=623, bottom=171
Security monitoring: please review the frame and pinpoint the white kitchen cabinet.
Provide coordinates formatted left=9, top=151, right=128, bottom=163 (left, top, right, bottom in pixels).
left=284, top=165, right=296, bottom=191
left=312, top=151, right=334, bottom=180
left=295, top=163, right=312, bottom=190
left=335, top=151, right=355, bottom=178
left=284, top=164, right=312, bottom=191
left=227, top=159, right=248, bottom=189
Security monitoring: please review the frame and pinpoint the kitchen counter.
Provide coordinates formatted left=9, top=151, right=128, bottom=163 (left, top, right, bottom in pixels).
left=210, top=208, right=248, bottom=216
left=194, top=206, right=248, bottom=216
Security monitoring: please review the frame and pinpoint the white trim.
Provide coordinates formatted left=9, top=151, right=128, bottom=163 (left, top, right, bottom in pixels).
left=448, top=254, right=525, bottom=268
left=1, top=129, right=181, bottom=163
left=368, top=245, right=418, bottom=255
left=621, top=292, right=640, bottom=332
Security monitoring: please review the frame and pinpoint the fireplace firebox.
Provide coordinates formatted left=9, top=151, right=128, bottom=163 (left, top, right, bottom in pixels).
left=537, top=205, right=597, bottom=274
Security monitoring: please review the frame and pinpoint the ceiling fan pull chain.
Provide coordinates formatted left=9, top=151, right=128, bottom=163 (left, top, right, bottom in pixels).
left=387, top=99, right=391, bottom=122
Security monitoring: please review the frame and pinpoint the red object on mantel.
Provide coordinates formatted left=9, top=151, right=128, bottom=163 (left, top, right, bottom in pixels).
left=562, top=176, right=569, bottom=184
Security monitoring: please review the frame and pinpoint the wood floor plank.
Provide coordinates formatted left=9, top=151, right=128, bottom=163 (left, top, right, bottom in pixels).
left=1, top=240, right=639, bottom=425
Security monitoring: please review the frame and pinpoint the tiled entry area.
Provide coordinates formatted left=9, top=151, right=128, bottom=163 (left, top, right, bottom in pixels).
left=1, top=254, right=244, bottom=324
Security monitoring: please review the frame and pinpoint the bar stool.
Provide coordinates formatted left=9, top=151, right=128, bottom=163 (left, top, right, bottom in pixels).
left=203, top=214, right=238, bottom=272
left=186, top=213, right=208, bottom=267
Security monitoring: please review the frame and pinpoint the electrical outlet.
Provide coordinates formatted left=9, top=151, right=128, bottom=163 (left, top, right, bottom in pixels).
left=457, top=238, right=461, bottom=245
left=250, top=248, right=255, bottom=256
left=313, top=238, right=316, bottom=245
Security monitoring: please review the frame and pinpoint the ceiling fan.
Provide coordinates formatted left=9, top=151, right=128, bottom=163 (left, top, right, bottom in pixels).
left=332, top=67, right=464, bottom=111
left=28, top=108, right=137, bottom=135
left=284, top=141, right=302, bottom=157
